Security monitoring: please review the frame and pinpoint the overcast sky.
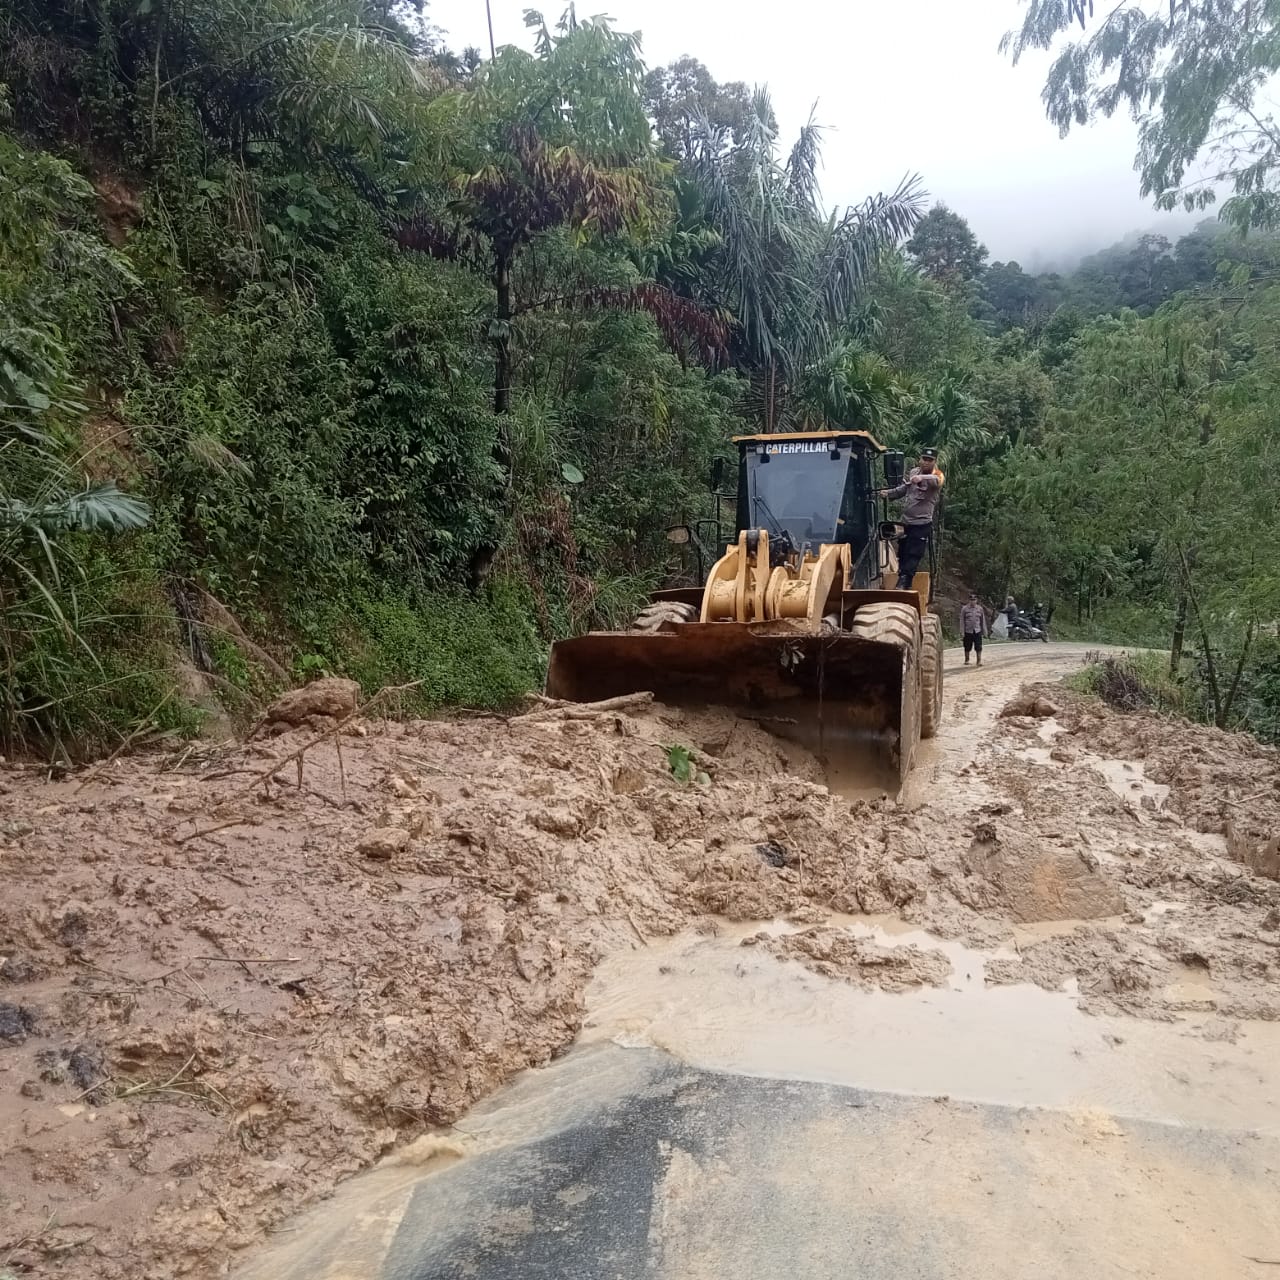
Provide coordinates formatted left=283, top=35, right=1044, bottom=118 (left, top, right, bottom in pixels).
left=425, top=0, right=1200, bottom=267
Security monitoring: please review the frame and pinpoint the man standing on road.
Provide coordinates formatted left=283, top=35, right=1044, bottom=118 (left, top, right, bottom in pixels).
left=880, top=448, right=944, bottom=591
left=959, top=593, right=987, bottom=667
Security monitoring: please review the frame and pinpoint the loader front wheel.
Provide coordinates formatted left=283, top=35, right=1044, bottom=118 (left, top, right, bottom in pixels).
left=848, top=601, right=924, bottom=780
left=631, top=600, right=697, bottom=632
left=846, top=601, right=919, bottom=652
left=920, top=613, right=943, bottom=739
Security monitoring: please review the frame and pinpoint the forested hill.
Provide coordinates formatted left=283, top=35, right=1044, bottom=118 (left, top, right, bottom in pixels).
left=3, top=3, right=1279, bottom=758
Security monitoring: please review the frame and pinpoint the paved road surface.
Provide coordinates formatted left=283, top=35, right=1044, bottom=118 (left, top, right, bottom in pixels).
left=243, top=1042, right=1280, bottom=1280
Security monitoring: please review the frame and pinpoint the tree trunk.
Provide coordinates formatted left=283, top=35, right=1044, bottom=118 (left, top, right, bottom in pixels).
left=1221, top=618, right=1256, bottom=728
left=1169, top=590, right=1188, bottom=677
left=493, top=251, right=513, bottom=417
left=1179, top=546, right=1222, bottom=725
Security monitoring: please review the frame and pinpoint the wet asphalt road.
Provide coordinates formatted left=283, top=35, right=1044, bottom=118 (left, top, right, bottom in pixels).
left=362, top=1046, right=1280, bottom=1280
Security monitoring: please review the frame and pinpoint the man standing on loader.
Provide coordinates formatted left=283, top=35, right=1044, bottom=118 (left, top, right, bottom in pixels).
left=880, top=448, right=944, bottom=591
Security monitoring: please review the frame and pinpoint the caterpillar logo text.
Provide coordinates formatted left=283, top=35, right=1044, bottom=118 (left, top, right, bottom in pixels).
left=766, top=441, right=831, bottom=454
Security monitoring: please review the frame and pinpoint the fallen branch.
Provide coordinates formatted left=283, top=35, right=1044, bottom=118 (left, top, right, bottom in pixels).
left=1222, top=786, right=1280, bottom=809
left=245, top=680, right=423, bottom=792
left=526, top=693, right=567, bottom=709
left=116, top=1051, right=198, bottom=1100
left=170, top=681, right=424, bottom=844
left=626, top=911, right=649, bottom=947
left=2, top=1210, right=60, bottom=1266
left=173, top=817, right=251, bottom=845
left=511, top=691, right=655, bottom=724
left=75, top=686, right=177, bottom=792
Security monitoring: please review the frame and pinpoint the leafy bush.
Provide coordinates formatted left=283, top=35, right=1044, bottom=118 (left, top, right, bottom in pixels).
left=1067, top=652, right=1188, bottom=717
left=313, top=576, right=545, bottom=713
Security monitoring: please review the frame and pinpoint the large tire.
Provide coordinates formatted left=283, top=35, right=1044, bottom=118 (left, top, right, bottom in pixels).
left=847, top=601, right=920, bottom=651
left=849, top=601, right=923, bottom=779
left=920, top=613, right=943, bottom=739
left=631, top=600, right=697, bottom=632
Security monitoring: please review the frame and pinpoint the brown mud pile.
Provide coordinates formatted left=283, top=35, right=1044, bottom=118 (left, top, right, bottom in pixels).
left=972, top=682, right=1280, bottom=1020
left=0, top=696, right=934, bottom=1279
left=1050, top=683, right=1280, bottom=879
left=3, top=666, right=1280, bottom=1278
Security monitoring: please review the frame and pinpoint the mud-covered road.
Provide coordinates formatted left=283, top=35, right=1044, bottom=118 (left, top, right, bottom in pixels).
left=234, top=643, right=1280, bottom=1280
left=3, top=642, right=1280, bottom=1279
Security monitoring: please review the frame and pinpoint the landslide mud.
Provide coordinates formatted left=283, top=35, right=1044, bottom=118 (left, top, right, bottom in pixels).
left=2, top=645, right=1280, bottom=1278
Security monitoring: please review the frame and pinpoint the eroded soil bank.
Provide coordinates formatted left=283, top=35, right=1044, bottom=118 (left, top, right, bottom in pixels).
left=2, top=645, right=1279, bottom=1278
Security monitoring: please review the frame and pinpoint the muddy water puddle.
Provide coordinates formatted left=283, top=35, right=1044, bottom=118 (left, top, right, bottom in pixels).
left=1165, top=961, right=1216, bottom=1004
left=1018, top=717, right=1173, bottom=809
left=584, top=917, right=1280, bottom=1135
left=1010, top=916, right=1125, bottom=946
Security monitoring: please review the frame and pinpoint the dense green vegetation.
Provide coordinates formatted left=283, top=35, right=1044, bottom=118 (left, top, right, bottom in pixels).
left=2, top=0, right=1279, bottom=757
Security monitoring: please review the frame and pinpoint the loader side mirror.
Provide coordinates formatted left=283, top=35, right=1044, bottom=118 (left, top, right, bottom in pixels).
left=709, top=458, right=726, bottom=490
left=666, top=524, right=691, bottom=545
left=883, top=451, right=905, bottom=488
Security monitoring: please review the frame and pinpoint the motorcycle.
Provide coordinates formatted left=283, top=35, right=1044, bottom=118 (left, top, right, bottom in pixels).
left=1008, top=611, right=1049, bottom=643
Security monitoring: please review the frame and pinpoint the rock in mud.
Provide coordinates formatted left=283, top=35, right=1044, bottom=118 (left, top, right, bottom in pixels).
left=756, top=841, right=789, bottom=868
left=266, top=677, right=361, bottom=726
left=0, top=1001, right=38, bottom=1043
left=356, top=826, right=411, bottom=860
left=57, top=906, right=90, bottom=950
left=0, top=952, right=37, bottom=983
left=1000, top=693, right=1061, bottom=719
left=35, top=1043, right=107, bottom=1099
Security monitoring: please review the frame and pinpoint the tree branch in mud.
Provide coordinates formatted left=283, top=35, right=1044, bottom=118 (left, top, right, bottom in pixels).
left=75, top=685, right=178, bottom=791
left=171, top=681, right=423, bottom=844
left=247, top=680, right=423, bottom=792
left=510, top=691, right=655, bottom=723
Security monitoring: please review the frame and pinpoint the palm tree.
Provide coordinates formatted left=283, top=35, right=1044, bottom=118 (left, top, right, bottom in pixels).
left=904, top=368, right=993, bottom=469
left=688, top=91, right=925, bottom=431
left=794, top=339, right=912, bottom=439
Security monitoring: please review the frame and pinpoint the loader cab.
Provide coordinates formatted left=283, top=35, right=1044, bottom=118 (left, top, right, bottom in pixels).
left=733, top=431, right=886, bottom=588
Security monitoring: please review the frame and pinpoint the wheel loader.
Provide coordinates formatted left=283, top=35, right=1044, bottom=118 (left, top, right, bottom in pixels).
left=545, top=429, right=944, bottom=788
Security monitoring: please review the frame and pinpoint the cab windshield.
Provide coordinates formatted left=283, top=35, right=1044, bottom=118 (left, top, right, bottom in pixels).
left=744, top=443, right=851, bottom=550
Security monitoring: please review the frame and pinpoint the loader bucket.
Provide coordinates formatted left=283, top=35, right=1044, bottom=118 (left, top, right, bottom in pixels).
left=545, top=622, right=921, bottom=792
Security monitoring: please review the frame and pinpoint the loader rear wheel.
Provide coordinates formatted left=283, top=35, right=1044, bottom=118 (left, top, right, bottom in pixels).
left=920, top=613, right=943, bottom=739
left=631, top=601, right=697, bottom=632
